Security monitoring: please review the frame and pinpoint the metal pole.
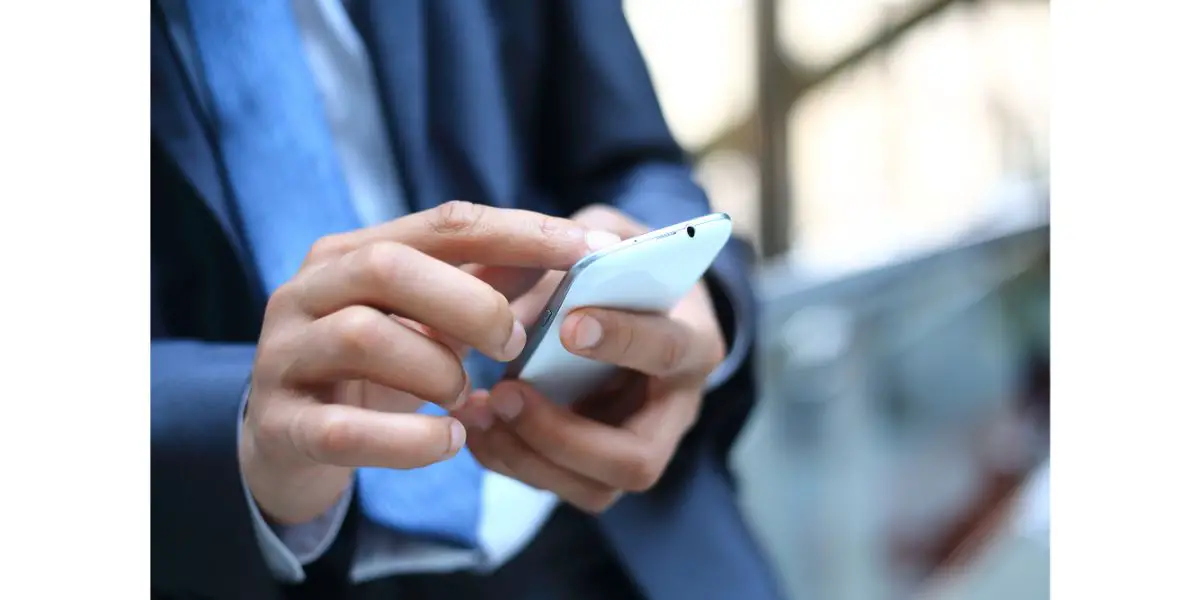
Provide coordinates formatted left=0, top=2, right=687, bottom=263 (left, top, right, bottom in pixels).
left=755, top=0, right=794, bottom=259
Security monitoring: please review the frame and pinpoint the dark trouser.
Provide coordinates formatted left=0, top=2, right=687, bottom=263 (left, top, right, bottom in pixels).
left=350, top=506, right=646, bottom=600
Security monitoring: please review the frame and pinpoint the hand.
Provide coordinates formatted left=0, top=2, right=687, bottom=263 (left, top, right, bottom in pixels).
left=240, top=202, right=618, bottom=524
left=456, top=206, right=727, bottom=513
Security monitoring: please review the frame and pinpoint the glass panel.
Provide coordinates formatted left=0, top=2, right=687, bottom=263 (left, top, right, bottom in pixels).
left=787, top=2, right=1049, bottom=271
left=624, top=0, right=757, bottom=150
left=694, top=150, right=762, bottom=242
left=778, top=0, right=924, bottom=67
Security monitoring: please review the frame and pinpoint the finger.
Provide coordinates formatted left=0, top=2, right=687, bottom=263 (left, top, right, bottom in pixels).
left=311, top=202, right=618, bottom=270
left=560, top=308, right=701, bottom=378
left=617, top=381, right=703, bottom=452
left=333, top=380, right=425, bottom=414
left=451, top=390, right=495, bottom=431
left=390, top=315, right=469, bottom=361
left=463, top=264, right=549, bottom=302
left=464, top=216, right=615, bottom=304
left=286, top=403, right=466, bottom=470
left=294, top=242, right=524, bottom=361
left=507, top=270, right=565, bottom=327
left=353, top=368, right=473, bottom=415
left=485, top=381, right=667, bottom=491
left=466, top=419, right=620, bottom=513
left=281, top=306, right=470, bottom=409
left=572, top=206, right=650, bottom=240
left=570, top=372, right=646, bottom=426
left=460, top=266, right=567, bottom=333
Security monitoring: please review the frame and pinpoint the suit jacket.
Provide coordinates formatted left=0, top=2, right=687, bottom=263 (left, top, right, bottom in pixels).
left=150, top=1, right=781, bottom=599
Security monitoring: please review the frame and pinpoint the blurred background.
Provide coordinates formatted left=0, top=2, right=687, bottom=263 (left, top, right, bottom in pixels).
left=624, top=0, right=1049, bottom=598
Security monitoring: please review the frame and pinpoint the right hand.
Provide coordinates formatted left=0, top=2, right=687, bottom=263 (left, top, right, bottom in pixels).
left=239, top=201, right=617, bottom=525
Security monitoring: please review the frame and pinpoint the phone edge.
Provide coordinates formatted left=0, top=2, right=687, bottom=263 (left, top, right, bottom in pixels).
left=503, top=212, right=731, bottom=380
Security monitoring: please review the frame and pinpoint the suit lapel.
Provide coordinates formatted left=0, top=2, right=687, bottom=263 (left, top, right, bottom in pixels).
left=154, top=0, right=518, bottom=267
left=357, top=0, right=442, bottom=212
left=361, top=0, right=520, bottom=212
left=423, top=0, right=520, bottom=210
left=150, top=2, right=251, bottom=269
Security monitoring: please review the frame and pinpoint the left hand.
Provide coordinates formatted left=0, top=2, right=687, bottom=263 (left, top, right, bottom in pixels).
left=453, top=206, right=727, bottom=512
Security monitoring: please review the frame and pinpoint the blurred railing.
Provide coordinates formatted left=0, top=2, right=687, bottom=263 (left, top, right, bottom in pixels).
left=752, top=0, right=976, bottom=258
left=732, top=205, right=1049, bottom=600
left=748, top=0, right=1048, bottom=258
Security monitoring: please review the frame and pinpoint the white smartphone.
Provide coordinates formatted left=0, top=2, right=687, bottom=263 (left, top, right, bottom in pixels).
left=505, top=213, right=733, bottom=404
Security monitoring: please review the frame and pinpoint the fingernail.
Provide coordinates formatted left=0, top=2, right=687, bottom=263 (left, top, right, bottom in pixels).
left=586, top=230, right=622, bottom=252
left=571, top=314, right=603, bottom=350
left=455, top=404, right=494, bottom=431
left=491, top=388, right=524, bottom=422
left=502, top=321, right=526, bottom=360
left=448, top=420, right=467, bottom=454
left=449, top=384, right=470, bottom=411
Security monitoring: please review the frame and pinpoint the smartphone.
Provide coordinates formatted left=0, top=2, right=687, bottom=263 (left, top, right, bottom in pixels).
left=505, top=213, right=733, bottom=404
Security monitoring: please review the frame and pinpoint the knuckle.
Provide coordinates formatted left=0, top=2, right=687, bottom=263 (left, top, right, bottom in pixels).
left=354, top=242, right=403, bottom=287
left=253, top=407, right=292, bottom=448
left=251, top=408, right=313, bottom=466
left=618, top=448, right=664, bottom=492
left=331, top=306, right=382, bottom=359
left=264, top=280, right=302, bottom=318
left=537, top=214, right=557, bottom=238
left=308, top=234, right=353, bottom=264
left=537, top=213, right=570, bottom=244
left=655, top=329, right=688, bottom=375
left=310, top=412, right=356, bottom=462
left=429, top=201, right=486, bottom=235
left=254, top=334, right=290, bottom=368
left=256, top=329, right=304, bottom=382
left=576, top=490, right=619, bottom=514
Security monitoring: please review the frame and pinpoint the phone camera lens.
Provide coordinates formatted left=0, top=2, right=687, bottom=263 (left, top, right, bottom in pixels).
left=686, top=226, right=695, bottom=238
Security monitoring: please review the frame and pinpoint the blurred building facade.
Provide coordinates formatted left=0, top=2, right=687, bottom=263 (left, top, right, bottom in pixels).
left=626, top=0, right=1048, bottom=265
left=624, top=1, right=1050, bottom=599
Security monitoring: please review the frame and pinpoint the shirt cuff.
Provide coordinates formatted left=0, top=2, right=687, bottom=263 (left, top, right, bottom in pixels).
left=237, top=386, right=354, bottom=583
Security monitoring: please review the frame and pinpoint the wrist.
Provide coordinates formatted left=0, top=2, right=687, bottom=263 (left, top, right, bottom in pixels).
left=239, top=422, right=354, bottom=525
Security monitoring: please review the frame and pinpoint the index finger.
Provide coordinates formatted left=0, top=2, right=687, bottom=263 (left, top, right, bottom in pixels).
left=318, top=202, right=612, bottom=270
left=571, top=206, right=650, bottom=240
left=469, top=267, right=567, bottom=327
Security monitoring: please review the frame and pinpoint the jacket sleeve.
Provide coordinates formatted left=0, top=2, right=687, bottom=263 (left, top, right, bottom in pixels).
left=151, top=339, right=287, bottom=600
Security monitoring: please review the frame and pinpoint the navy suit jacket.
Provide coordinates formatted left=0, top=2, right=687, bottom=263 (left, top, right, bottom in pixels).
left=151, top=1, right=781, bottom=599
